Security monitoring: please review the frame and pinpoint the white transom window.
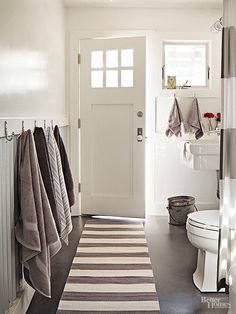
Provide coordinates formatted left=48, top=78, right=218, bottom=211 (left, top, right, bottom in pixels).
left=162, top=41, right=210, bottom=89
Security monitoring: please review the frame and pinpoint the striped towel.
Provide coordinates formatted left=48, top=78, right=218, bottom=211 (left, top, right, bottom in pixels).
left=45, top=127, right=72, bottom=244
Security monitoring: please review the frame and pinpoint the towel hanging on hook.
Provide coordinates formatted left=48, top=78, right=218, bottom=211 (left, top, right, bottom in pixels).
left=186, top=97, right=204, bottom=140
left=165, top=97, right=184, bottom=138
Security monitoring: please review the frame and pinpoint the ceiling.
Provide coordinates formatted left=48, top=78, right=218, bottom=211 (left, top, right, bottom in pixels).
left=63, top=0, right=222, bottom=9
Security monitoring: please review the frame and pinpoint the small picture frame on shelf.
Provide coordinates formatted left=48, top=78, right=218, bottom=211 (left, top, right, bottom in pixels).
left=167, top=76, right=176, bottom=89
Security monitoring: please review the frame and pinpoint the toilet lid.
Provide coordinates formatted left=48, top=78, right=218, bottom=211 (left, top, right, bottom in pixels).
left=188, top=210, right=219, bottom=230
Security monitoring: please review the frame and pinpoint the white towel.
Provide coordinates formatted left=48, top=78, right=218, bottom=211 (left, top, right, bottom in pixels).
left=186, top=98, right=204, bottom=140
left=165, top=98, right=184, bottom=138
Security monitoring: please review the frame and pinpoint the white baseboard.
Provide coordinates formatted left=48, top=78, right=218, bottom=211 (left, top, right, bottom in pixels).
left=9, top=283, right=34, bottom=314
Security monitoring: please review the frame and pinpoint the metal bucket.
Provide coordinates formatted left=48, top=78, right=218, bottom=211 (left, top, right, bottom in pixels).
left=167, top=195, right=196, bottom=226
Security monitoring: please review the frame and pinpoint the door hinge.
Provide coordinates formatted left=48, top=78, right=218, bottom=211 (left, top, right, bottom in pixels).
left=78, top=183, right=81, bottom=193
left=78, top=53, right=81, bottom=64
left=162, top=65, right=165, bottom=80
left=207, top=66, right=210, bottom=80
left=78, top=118, right=81, bottom=129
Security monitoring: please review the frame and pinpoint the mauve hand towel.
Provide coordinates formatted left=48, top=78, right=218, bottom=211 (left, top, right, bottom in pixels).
left=186, top=98, right=204, bottom=140
left=15, top=130, right=61, bottom=298
left=33, top=127, right=60, bottom=233
left=54, top=125, right=75, bottom=207
left=165, top=98, right=183, bottom=138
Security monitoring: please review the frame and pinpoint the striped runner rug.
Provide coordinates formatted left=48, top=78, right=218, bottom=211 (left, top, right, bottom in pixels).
left=57, top=219, right=160, bottom=313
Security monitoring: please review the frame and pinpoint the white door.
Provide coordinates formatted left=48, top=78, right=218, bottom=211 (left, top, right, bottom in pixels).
left=80, top=37, right=146, bottom=218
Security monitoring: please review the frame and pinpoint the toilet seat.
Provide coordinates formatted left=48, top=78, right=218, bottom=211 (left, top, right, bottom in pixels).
left=188, top=210, right=219, bottom=228
left=187, top=210, right=219, bottom=240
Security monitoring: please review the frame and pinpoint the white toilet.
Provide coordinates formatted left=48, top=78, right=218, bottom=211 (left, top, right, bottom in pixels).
left=186, top=210, right=220, bottom=292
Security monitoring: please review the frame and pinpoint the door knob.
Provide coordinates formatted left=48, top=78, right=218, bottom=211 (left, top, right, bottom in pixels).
left=137, top=128, right=143, bottom=142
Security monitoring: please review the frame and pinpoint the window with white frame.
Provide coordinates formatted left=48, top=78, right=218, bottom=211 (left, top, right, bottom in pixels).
left=162, top=41, right=210, bottom=89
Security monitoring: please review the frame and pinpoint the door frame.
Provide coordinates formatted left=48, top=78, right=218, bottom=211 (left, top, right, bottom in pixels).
left=67, top=29, right=156, bottom=216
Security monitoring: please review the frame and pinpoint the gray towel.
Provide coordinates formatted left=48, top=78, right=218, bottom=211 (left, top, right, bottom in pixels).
left=45, top=127, right=73, bottom=245
left=33, top=127, right=61, bottom=233
left=165, top=98, right=183, bottom=138
left=15, top=130, right=61, bottom=298
left=186, top=98, right=204, bottom=140
left=54, top=125, right=75, bottom=207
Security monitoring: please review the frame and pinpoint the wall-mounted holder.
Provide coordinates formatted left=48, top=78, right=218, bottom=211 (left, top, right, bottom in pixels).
left=4, top=121, right=15, bottom=141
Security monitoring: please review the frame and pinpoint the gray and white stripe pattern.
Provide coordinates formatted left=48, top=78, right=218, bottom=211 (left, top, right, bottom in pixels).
left=55, top=137, right=73, bottom=242
left=218, top=0, right=236, bottom=290
left=45, top=128, right=72, bottom=244
left=57, top=219, right=160, bottom=313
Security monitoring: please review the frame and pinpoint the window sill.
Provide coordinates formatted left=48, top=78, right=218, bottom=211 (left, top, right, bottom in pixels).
left=158, top=88, right=220, bottom=98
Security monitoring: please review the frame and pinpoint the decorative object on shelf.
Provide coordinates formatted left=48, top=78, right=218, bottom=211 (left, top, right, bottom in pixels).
left=180, top=79, right=191, bottom=89
left=204, top=112, right=214, bottom=131
left=167, top=76, right=176, bottom=89
left=215, top=112, right=221, bottom=131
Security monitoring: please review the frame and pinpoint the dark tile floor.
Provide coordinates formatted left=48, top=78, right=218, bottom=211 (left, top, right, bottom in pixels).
left=27, top=215, right=229, bottom=314
left=145, top=216, right=229, bottom=314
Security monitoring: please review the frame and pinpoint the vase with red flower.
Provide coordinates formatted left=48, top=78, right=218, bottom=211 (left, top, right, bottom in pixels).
left=204, top=112, right=215, bottom=131
left=215, top=112, right=221, bottom=131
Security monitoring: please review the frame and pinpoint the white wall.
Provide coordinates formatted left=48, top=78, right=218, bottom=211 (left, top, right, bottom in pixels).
left=66, top=7, right=221, bottom=32
left=0, top=0, right=66, bottom=119
left=0, top=2, right=67, bottom=312
left=66, top=7, right=222, bottom=215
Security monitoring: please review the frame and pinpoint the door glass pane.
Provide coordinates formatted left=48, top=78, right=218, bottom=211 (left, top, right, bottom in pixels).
left=91, top=70, right=103, bottom=88
left=121, top=70, right=133, bottom=87
left=91, top=51, right=103, bottom=69
left=106, top=50, right=118, bottom=68
left=106, top=70, right=118, bottom=87
left=121, top=49, right=134, bottom=67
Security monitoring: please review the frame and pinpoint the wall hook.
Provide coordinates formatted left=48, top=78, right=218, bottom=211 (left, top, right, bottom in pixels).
left=4, top=121, right=14, bottom=142
left=44, top=120, right=46, bottom=129
left=51, top=120, right=54, bottom=130
left=22, top=120, right=25, bottom=132
left=34, top=120, right=37, bottom=128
